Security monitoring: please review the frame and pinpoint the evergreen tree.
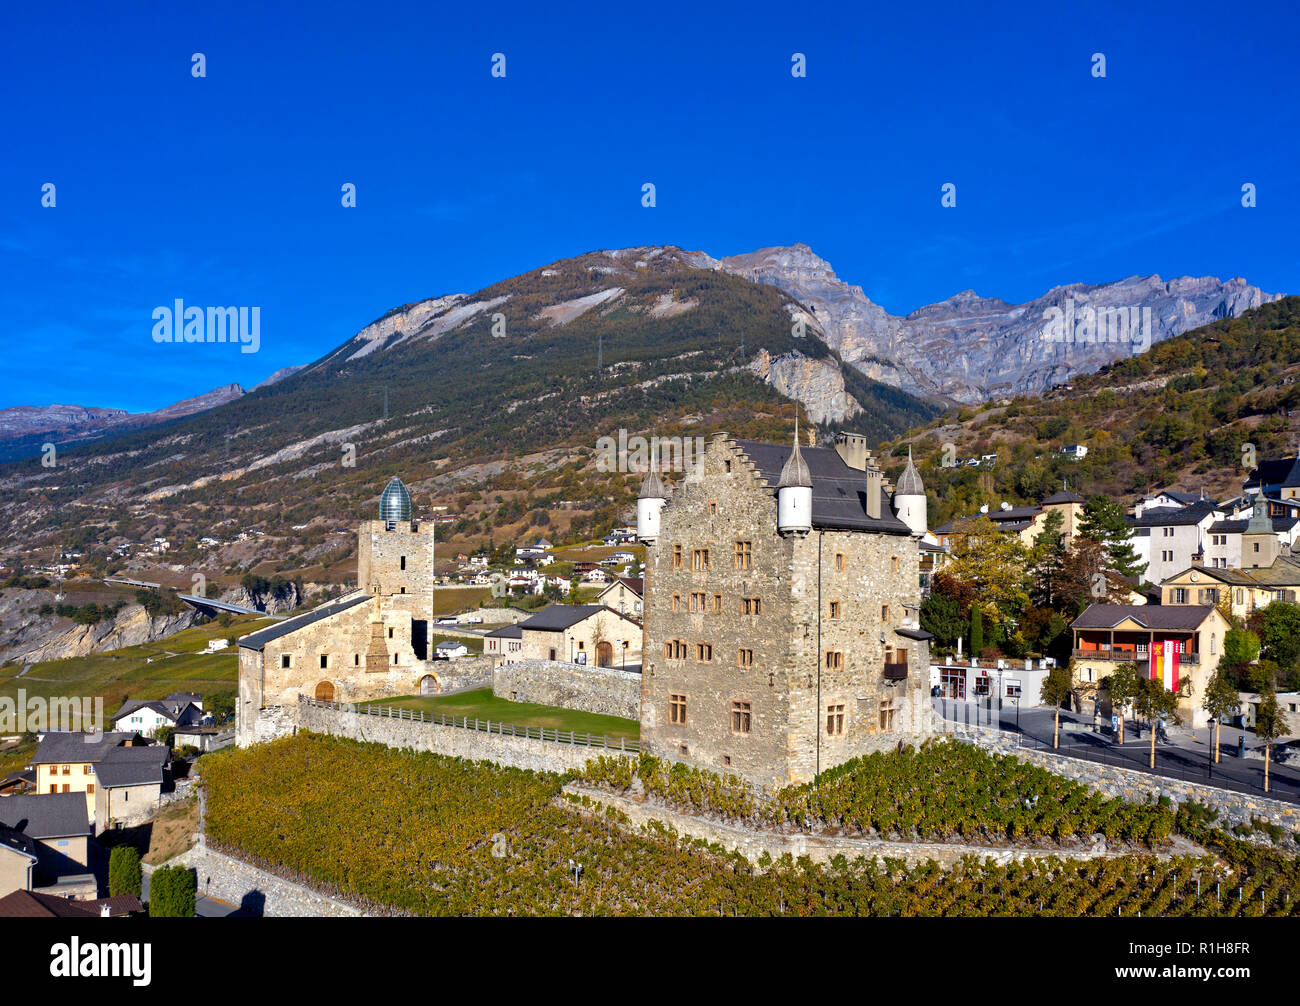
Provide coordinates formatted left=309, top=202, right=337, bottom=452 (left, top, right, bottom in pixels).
left=1078, top=495, right=1146, bottom=580
left=108, top=846, right=142, bottom=898
left=970, top=604, right=984, bottom=655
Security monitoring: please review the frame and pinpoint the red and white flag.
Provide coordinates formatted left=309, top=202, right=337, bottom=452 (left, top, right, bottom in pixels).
left=1149, top=640, right=1180, bottom=692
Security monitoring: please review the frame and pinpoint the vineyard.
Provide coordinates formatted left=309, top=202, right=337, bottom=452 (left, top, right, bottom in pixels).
left=201, top=733, right=1300, bottom=916
left=578, top=742, right=1177, bottom=848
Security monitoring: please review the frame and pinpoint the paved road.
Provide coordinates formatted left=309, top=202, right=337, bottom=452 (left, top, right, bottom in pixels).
left=934, top=697, right=1300, bottom=803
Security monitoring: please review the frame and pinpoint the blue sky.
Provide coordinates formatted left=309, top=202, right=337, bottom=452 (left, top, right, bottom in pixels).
left=3, top=0, right=1297, bottom=411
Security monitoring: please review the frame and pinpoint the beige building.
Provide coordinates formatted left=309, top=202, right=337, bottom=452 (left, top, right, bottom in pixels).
left=636, top=431, right=933, bottom=790
left=0, top=793, right=92, bottom=895
left=1070, top=604, right=1231, bottom=729
left=597, top=576, right=643, bottom=618
left=1160, top=556, right=1300, bottom=621
left=516, top=604, right=643, bottom=668
left=30, top=732, right=163, bottom=822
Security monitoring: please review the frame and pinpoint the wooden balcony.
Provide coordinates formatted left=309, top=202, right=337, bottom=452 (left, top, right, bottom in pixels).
left=1072, top=647, right=1199, bottom=665
left=884, top=661, right=909, bottom=681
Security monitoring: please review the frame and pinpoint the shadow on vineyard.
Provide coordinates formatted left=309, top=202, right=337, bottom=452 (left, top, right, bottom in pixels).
left=200, top=732, right=1300, bottom=916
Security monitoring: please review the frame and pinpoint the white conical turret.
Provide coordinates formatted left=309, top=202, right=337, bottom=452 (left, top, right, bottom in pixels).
left=777, top=420, right=813, bottom=536
left=637, top=452, right=668, bottom=545
left=893, top=446, right=927, bottom=536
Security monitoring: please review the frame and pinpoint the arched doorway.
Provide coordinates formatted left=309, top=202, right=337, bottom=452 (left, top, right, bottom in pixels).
left=314, top=681, right=335, bottom=702
left=419, top=674, right=440, bottom=696
left=596, top=641, right=614, bottom=667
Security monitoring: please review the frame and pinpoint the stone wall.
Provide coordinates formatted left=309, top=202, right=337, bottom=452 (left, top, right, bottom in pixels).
left=492, top=659, right=640, bottom=720
left=167, top=839, right=363, bottom=917
left=296, top=699, right=635, bottom=775
left=563, top=784, right=1137, bottom=870
left=945, top=721, right=1300, bottom=831
left=433, top=655, right=493, bottom=693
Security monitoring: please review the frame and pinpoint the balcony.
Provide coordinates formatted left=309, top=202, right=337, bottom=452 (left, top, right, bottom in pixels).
left=884, top=661, right=909, bottom=681
left=1072, top=648, right=1199, bottom=665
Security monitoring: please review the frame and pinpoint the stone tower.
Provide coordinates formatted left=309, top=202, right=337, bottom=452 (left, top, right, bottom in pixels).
left=356, top=475, right=436, bottom=658
left=893, top=447, right=927, bottom=537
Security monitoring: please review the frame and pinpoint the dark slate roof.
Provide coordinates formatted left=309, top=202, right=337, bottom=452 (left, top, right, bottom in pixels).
left=111, top=699, right=174, bottom=723
left=1243, top=556, right=1300, bottom=587
left=238, top=593, right=372, bottom=652
left=732, top=439, right=911, bottom=535
left=484, top=624, right=523, bottom=639
left=1072, top=604, right=1216, bottom=630
left=1208, top=517, right=1297, bottom=533
left=518, top=604, right=626, bottom=632
left=86, top=894, right=143, bottom=916
left=0, top=890, right=99, bottom=918
left=0, top=827, right=38, bottom=861
left=1127, top=500, right=1221, bottom=527
left=1041, top=490, right=1086, bottom=505
left=895, top=627, right=934, bottom=641
left=1157, top=490, right=1206, bottom=505
left=604, top=576, right=643, bottom=596
left=1246, top=457, right=1300, bottom=490
left=32, top=732, right=138, bottom=766
left=0, top=793, right=91, bottom=839
left=95, top=745, right=169, bottom=788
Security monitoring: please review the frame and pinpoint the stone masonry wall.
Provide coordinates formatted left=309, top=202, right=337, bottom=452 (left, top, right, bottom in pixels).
left=492, top=659, right=640, bottom=720
left=296, top=699, right=636, bottom=774
left=167, top=839, right=363, bottom=917
left=946, top=721, right=1300, bottom=832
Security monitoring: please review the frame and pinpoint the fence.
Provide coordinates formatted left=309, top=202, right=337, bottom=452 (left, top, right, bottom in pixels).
left=300, top=696, right=641, bottom=753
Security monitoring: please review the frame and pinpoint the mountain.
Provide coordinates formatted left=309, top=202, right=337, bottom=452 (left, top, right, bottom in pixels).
left=699, top=244, right=1283, bottom=404
left=0, top=247, right=938, bottom=572
left=0, top=383, right=247, bottom=463
left=878, top=296, right=1300, bottom=527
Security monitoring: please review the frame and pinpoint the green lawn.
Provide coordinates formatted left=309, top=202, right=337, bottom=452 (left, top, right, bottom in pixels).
left=0, top=614, right=276, bottom=720
left=360, top=687, right=639, bottom=741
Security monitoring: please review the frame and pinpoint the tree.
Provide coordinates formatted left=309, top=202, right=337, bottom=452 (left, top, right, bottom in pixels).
left=152, top=724, right=175, bottom=749
left=1040, top=664, right=1074, bottom=749
left=1132, top=676, right=1185, bottom=769
left=1221, top=628, right=1261, bottom=671
left=108, top=846, right=142, bottom=898
left=1255, top=689, right=1291, bottom=794
left=148, top=865, right=196, bottom=917
left=919, top=592, right=964, bottom=651
left=1053, top=537, right=1131, bottom=618
left=941, top=516, right=1033, bottom=628
left=1078, top=495, right=1146, bottom=580
left=1201, top=669, right=1239, bottom=764
left=1106, top=662, right=1141, bottom=746
left=1029, top=509, right=1067, bottom=606
left=970, top=604, right=984, bottom=655
left=1252, top=601, right=1300, bottom=673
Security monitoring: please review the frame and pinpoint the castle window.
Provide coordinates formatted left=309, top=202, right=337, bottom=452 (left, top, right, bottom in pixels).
left=281, top=654, right=292, bottom=669
left=696, top=643, right=713, bottom=662
left=393, top=654, right=399, bottom=665
left=689, top=591, right=706, bottom=612
left=671, top=593, right=681, bottom=613
left=890, top=555, right=900, bottom=573
left=741, top=597, right=761, bottom=615
left=692, top=548, right=711, bottom=571
left=738, top=648, right=754, bottom=668
left=879, top=699, right=898, bottom=731
left=881, top=605, right=890, bottom=623
left=730, top=701, right=752, bottom=734
left=835, top=553, right=845, bottom=571
left=665, top=640, right=687, bottom=660
left=709, top=500, right=718, bottom=515
left=400, top=555, right=406, bottom=570
left=400, top=587, right=406, bottom=594
left=673, top=544, right=683, bottom=568
left=722, top=755, right=731, bottom=767
left=354, top=654, right=360, bottom=666
left=825, top=651, right=844, bottom=671
left=669, top=693, right=687, bottom=725
left=724, top=460, right=732, bottom=473
left=320, top=654, right=328, bottom=669
left=711, top=593, right=723, bottom=613
left=734, top=541, right=752, bottom=570
left=826, top=703, right=846, bottom=736
left=828, top=600, right=841, bottom=619
left=388, top=628, right=395, bottom=639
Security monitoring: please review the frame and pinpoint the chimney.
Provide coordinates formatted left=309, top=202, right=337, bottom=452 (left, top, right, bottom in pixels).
left=834, top=432, right=868, bottom=471
left=865, top=466, right=882, bottom=520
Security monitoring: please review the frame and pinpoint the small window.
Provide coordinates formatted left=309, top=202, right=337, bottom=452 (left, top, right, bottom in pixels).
left=671, top=593, right=681, bottom=613
left=696, top=642, right=713, bottom=662
left=669, top=693, right=687, bottom=725
left=692, top=548, right=710, bottom=571
left=829, top=600, right=841, bottom=619
left=825, top=651, right=844, bottom=671
left=86, top=785, right=95, bottom=795
left=320, top=654, right=328, bottom=669
left=878, top=699, right=898, bottom=731
left=734, top=541, right=752, bottom=570
left=709, top=501, right=718, bottom=516
left=835, top=553, right=845, bottom=571
left=724, top=460, right=732, bottom=473
left=738, top=648, right=754, bottom=668
left=826, top=703, right=846, bottom=736
left=400, top=555, right=406, bottom=570
left=354, top=654, right=360, bottom=666
left=673, top=544, right=683, bottom=568
left=711, top=593, right=723, bottom=613
left=730, top=701, right=752, bottom=734
left=281, top=654, right=292, bottom=669
left=881, top=604, right=890, bottom=623
left=388, top=627, right=395, bottom=639
left=890, top=555, right=900, bottom=573
left=742, top=597, right=762, bottom=615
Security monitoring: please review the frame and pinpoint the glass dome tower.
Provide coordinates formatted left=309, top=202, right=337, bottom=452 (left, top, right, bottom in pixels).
left=379, top=476, right=413, bottom=526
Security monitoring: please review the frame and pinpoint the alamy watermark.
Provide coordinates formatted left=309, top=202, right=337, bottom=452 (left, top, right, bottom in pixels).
left=0, top=689, right=103, bottom=737
left=1040, top=298, right=1152, bottom=354
left=595, top=429, right=705, bottom=473
left=151, top=300, right=260, bottom=354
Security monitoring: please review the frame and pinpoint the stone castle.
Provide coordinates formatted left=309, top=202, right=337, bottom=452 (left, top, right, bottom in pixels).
left=636, top=430, right=932, bottom=789
left=236, top=477, right=443, bottom=746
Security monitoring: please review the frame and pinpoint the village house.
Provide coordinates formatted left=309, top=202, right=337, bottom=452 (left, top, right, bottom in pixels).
left=513, top=604, right=642, bottom=668
left=1069, top=604, right=1230, bottom=729
left=0, top=793, right=93, bottom=898
left=935, top=488, right=1085, bottom=549
left=598, top=576, right=643, bottom=617
left=30, top=733, right=168, bottom=823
